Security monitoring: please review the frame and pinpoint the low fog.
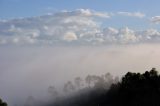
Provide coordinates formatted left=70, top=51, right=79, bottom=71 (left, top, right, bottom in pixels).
left=0, top=44, right=160, bottom=105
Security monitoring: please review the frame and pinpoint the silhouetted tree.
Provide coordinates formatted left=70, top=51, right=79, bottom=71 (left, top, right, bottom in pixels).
left=107, top=68, right=160, bottom=106
left=0, top=98, right=7, bottom=106
left=48, top=68, right=160, bottom=106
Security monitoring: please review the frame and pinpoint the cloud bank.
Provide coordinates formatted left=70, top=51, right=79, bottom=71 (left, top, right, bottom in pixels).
left=0, top=9, right=160, bottom=45
left=1, top=44, right=160, bottom=106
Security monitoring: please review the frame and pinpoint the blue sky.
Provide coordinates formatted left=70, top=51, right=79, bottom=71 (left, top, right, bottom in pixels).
left=1, top=0, right=160, bottom=45
left=0, top=0, right=159, bottom=19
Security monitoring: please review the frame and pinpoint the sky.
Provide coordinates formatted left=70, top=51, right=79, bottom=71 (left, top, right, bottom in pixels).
left=0, top=0, right=160, bottom=29
left=1, top=0, right=160, bottom=106
left=0, top=0, right=159, bottom=17
left=0, top=0, right=160, bottom=18
left=1, top=0, right=160, bottom=45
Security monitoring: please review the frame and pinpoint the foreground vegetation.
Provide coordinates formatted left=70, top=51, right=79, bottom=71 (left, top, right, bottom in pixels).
left=49, top=68, right=160, bottom=106
left=2, top=68, right=160, bottom=106
left=0, top=98, right=7, bottom=106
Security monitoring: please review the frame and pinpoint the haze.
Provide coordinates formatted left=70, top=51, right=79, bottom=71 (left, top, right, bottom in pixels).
left=0, top=44, right=160, bottom=105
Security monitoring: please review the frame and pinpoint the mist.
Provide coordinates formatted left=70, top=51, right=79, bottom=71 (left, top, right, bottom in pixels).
left=0, top=44, right=160, bottom=105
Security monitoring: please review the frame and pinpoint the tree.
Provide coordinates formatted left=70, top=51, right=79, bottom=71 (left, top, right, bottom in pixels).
left=105, top=72, right=113, bottom=82
left=0, top=98, right=7, bottom=106
left=85, top=75, right=92, bottom=87
left=49, top=68, right=160, bottom=106
left=63, top=81, right=75, bottom=93
left=48, top=86, right=58, bottom=98
left=93, top=76, right=106, bottom=89
left=150, top=68, right=158, bottom=77
left=74, top=77, right=83, bottom=90
left=107, top=68, right=160, bottom=106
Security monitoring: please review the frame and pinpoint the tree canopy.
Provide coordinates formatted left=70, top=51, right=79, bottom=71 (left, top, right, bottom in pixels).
left=3, top=68, right=160, bottom=106
left=50, top=68, right=160, bottom=106
left=107, top=68, right=160, bottom=106
left=0, top=98, right=7, bottom=106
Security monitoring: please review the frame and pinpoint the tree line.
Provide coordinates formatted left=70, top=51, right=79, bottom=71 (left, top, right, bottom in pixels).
left=48, top=68, right=160, bottom=106
left=2, top=68, right=160, bottom=106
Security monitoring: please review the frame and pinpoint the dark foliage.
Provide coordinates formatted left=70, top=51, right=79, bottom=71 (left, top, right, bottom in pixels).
left=0, top=98, right=7, bottom=106
left=49, top=68, right=160, bottom=106
left=107, top=68, right=160, bottom=106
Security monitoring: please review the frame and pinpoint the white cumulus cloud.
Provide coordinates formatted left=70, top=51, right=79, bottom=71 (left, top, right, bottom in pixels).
left=1, top=9, right=160, bottom=45
left=63, top=32, right=78, bottom=41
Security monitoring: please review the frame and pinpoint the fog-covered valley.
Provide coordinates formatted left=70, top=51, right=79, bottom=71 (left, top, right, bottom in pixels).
left=1, top=44, right=160, bottom=105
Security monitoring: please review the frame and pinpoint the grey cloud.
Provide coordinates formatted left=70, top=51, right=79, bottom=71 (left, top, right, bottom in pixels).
left=151, top=16, right=160, bottom=24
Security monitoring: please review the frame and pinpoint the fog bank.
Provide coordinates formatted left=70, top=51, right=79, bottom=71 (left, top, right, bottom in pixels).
left=0, top=44, right=160, bottom=105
